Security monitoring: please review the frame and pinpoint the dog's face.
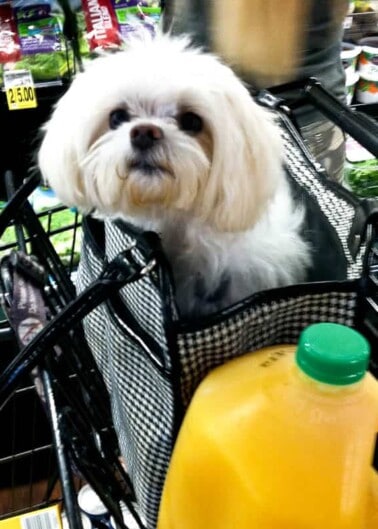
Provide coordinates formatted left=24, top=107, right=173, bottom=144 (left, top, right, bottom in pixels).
left=38, top=35, right=284, bottom=232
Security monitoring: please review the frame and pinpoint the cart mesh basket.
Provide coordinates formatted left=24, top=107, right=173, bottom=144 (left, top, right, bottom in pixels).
left=0, top=203, right=81, bottom=519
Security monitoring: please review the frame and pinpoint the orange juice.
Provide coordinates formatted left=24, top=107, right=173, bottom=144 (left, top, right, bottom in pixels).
left=158, top=323, right=378, bottom=529
left=367, top=469, right=378, bottom=529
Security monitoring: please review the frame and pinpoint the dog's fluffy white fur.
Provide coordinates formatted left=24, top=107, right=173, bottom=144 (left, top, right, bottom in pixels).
left=38, top=35, right=311, bottom=317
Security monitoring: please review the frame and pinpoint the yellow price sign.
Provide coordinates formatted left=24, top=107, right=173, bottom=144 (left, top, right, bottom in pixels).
left=6, top=84, right=37, bottom=110
left=4, top=70, right=37, bottom=110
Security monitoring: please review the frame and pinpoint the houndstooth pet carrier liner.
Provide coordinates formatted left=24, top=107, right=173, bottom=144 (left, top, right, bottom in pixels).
left=76, top=106, right=378, bottom=529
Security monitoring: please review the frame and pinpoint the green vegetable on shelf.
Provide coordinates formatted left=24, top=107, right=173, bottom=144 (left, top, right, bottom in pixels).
left=344, top=158, right=378, bottom=197
left=11, top=51, right=71, bottom=81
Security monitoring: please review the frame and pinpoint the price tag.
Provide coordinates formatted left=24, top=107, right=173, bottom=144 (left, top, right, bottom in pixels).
left=4, top=70, right=37, bottom=110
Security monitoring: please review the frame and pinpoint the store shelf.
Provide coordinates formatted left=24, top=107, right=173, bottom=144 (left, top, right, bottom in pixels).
left=344, top=7, right=378, bottom=42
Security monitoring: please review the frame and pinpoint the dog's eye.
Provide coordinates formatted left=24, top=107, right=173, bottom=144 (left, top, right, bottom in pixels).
left=178, top=112, right=203, bottom=134
left=109, top=108, right=130, bottom=129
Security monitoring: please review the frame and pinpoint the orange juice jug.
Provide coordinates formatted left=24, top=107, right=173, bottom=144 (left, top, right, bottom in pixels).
left=367, top=469, right=378, bottom=529
left=158, top=322, right=378, bottom=529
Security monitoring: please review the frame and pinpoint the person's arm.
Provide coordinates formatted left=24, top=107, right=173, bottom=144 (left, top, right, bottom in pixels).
left=212, top=0, right=311, bottom=85
left=164, top=0, right=349, bottom=88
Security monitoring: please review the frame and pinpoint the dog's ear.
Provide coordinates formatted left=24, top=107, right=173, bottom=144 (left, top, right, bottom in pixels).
left=38, top=89, right=91, bottom=212
left=201, top=83, right=284, bottom=232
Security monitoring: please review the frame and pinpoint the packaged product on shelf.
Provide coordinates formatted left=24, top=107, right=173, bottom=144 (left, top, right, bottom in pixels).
left=355, top=74, right=378, bottom=103
left=0, top=0, right=72, bottom=87
left=74, top=5, right=90, bottom=58
left=341, top=41, right=361, bottom=79
left=80, top=0, right=122, bottom=51
left=16, top=10, right=68, bottom=81
left=358, top=36, right=378, bottom=79
left=346, top=70, right=360, bottom=104
left=355, top=37, right=378, bottom=103
left=111, top=0, right=161, bottom=41
left=78, top=0, right=161, bottom=54
left=341, top=42, right=361, bottom=104
left=0, top=3, right=21, bottom=64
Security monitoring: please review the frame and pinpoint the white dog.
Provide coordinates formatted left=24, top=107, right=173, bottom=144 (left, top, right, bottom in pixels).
left=38, top=35, right=311, bottom=317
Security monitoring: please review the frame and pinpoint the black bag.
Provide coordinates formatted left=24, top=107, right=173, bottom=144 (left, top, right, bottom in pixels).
left=76, top=85, right=378, bottom=529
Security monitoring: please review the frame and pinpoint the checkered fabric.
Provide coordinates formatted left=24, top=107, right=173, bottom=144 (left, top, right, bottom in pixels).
left=76, top=109, right=369, bottom=529
left=278, top=115, right=362, bottom=279
left=176, top=285, right=358, bottom=407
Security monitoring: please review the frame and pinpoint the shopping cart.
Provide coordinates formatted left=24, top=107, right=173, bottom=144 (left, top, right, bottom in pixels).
left=0, top=170, right=144, bottom=529
left=0, top=79, right=377, bottom=529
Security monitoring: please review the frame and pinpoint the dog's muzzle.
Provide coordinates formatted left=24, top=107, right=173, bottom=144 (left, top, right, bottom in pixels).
left=130, top=124, right=163, bottom=151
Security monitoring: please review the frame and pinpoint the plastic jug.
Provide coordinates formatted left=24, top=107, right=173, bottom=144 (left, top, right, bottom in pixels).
left=157, top=323, right=378, bottom=529
left=367, top=469, right=378, bottom=529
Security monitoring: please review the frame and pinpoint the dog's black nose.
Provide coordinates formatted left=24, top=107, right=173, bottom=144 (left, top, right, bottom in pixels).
left=130, top=124, right=163, bottom=150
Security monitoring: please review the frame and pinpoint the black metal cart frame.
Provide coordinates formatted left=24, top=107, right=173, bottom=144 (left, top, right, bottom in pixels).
left=0, top=171, right=146, bottom=529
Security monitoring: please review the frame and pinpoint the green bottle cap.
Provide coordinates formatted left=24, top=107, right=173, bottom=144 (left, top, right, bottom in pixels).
left=295, top=323, right=370, bottom=385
